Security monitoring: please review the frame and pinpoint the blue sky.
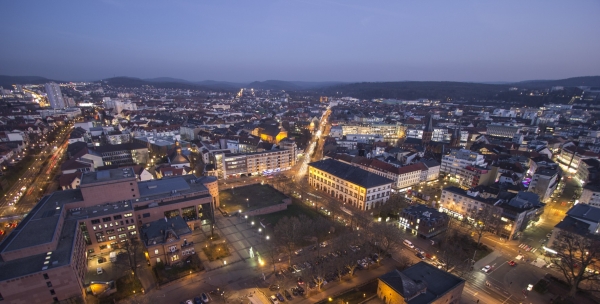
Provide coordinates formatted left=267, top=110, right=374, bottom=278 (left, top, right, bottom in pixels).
left=1, top=0, right=599, bottom=82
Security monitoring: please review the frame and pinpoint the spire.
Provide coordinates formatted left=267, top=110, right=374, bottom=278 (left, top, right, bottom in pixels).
left=424, top=113, right=434, bottom=133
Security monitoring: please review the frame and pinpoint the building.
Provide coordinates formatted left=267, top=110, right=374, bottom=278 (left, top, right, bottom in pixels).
left=440, top=187, right=544, bottom=240
left=441, top=149, right=495, bottom=188
left=557, top=144, right=599, bottom=175
left=45, top=82, right=66, bottom=109
left=547, top=204, right=600, bottom=254
left=308, top=158, right=393, bottom=210
left=212, top=142, right=297, bottom=179
left=399, top=205, right=449, bottom=239
left=422, top=114, right=434, bottom=144
left=377, top=262, right=465, bottom=304
left=486, top=123, right=521, bottom=138
left=527, top=167, right=559, bottom=203
left=141, top=216, right=194, bottom=267
left=580, top=183, right=600, bottom=208
left=0, top=168, right=219, bottom=303
left=92, top=142, right=149, bottom=166
left=334, top=155, right=439, bottom=191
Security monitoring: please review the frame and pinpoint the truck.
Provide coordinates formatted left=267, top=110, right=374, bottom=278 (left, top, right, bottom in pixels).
left=109, top=252, right=117, bottom=263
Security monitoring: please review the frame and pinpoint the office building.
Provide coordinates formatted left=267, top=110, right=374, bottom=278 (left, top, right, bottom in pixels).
left=0, top=168, right=219, bottom=303
left=527, top=167, right=559, bottom=203
left=308, top=158, right=393, bottom=211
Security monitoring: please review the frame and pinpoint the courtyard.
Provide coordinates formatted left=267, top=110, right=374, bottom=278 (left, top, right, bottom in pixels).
left=219, top=184, right=288, bottom=214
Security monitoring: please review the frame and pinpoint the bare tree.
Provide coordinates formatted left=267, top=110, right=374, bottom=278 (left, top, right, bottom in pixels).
left=438, top=229, right=471, bottom=275
left=469, top=206, right=501, bottom=247
left=368, top=222, right=403, bottom=258
left=379, top=192, right=410, bottom=216
left=551, top=230, right=600, bottom=297
left=274, top=216, right=305, bottom=265
left=122, top=237, right=140, bottom=275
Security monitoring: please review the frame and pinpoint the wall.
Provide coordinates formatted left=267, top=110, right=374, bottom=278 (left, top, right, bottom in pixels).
left=80, top=178, right=140, bottom=205
left=244, top=198, right=291, bottom=217
left=0, top=265, right=82, bottom=304
left=377, top=279, right=406, bottom=304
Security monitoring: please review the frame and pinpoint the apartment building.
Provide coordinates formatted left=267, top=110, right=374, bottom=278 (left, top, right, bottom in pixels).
left=579, top=183, right=600, bottom=208
left=0, top=168, right=219, bottom=303
left=548, top=204, right=600, bottom=254
left=308, top=159, right=393, bottom=211
left=527, top=167, right=559, bottom=202
left=440, top=186, right=544, bottom=240
left=141, top=216, right=194, bottom=267
left=557, top=144, right=599, bottom=174
left=213, top=141, right=297, bottom=179
left=339, top=123, right=406, bottom=144
left=441, top=149, right=495, bottom=188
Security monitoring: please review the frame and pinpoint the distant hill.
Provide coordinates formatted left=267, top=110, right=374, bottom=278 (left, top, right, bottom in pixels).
left=321, top=81, right=511, bottom=100
left=195, top=80, right=248, bottom=89
left=102, top=76, right=234, bottom=91
left=245, top=80, right=345, bottom=91
left=513, top=76, right=600, bottom=88
left=143, top=77, right=192, bottom=84
left=0, top=75, right=62, bottom=87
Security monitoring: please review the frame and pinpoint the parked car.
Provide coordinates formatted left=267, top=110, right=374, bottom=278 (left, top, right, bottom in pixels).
left=284, top=289, right=292, bottom=300
left=415, top=247, right=425, bottom=255
left=482, top=265, right=491, bottom=273
left=291, top=288, right=299, bottom=296
left=201, top=292, right=209, bottom=302
left=269, top=295, right=279, bottom=304
left=269, top=284, right=280, bottom=291
left=297, top=277, right=304, bottom=285
left=508, top=260, right=516, bottom=266
left=193, top=296, right=203, bottom=304
left=292, top=265, right=300, bottom=272
left=276, top=292, right=285, bottom=302
left=415, top=253, right=425, bottom=260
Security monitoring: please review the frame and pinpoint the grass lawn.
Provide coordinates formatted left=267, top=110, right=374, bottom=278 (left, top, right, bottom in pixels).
left=257, top=201, right=322, bottom=227
left=202, top=243, right=231, bottom=261
left=98, top=273, right=143, bottom=304
left=154, top=255, right=205, bottom=285
left=219, top=184, right=287, bottom=214
left=315, top=280, right=378, bottom=304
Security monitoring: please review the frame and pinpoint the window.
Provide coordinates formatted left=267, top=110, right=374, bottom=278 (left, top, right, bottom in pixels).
left=155, top=249, right=159, bottom=255
left=91, top=219, right=100, bottom=224
left=119, top=233, right=127, bottom=239
left=143, top=213, right=150, bottom=218
left=43, top=273, right=49, bottom=280
left=117, top=227, right=126, bottom=232
left=113, top=215, right=122, bottom=220
left=130, top=231, right=137, bottom=235
left=50, top=290, right=55, bottom=295
left=108, top=236, right=116, bottom=241
left=46, top=281, right=52, bottom=287
left=127, top=225, right=136, bottom=230
left=124, top=213, right=133, bottom=218
left=102, top=217, right=111, bottom=222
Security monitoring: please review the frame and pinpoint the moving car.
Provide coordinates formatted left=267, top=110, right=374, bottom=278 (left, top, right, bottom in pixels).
left=403, top=239, right=414, bottom=249
left=415, top=253, right=425, bottom=260
left=482, top=265, right=491, bottom=273
left=508, top=260, right=516, bottom=266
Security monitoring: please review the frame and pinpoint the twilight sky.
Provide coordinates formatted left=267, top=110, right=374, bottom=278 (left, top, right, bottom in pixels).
left=1, top=0, right=599, bottom=82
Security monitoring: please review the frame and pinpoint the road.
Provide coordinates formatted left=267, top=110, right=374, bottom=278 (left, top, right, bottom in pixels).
left=0, top=124, right=72, bottom=218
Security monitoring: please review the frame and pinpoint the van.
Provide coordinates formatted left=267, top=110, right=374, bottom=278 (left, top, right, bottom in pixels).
left=109, top=252, right=117, bottom=263
left=403, top=240, right=414, bottom=249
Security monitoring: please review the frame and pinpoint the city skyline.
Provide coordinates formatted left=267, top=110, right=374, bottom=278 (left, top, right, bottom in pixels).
left=1, top=0, right=599, bottom=82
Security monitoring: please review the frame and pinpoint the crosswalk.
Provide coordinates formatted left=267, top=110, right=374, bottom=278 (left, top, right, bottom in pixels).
left=518, top=243, right=537, bottom=253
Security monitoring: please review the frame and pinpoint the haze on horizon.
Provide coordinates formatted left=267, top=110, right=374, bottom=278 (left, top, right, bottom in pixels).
left=1, top=0, right=599, bottom=83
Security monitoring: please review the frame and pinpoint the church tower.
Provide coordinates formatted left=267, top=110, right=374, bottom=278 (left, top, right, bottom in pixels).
left=422, top=113, right=434, bottom=144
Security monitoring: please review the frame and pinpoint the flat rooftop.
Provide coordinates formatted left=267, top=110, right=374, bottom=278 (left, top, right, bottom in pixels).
left=137, top=175, right=209, bottom=202
left=68, top=199, right=134, bottom=220
left=0, top=189, right=83, bottom=254
left=81, top=167, right=137, bottom=185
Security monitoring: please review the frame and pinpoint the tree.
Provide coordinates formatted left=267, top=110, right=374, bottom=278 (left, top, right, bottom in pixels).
left=311, top=217, right=332, bottom=257
left=469, top=206, right=501, bottom=248
left=274, top=216, right=305, bottom=265
left=122, top=237, right=140, bottom=275
left=368, top=222, right=403, bottom=258
left=378, top=192, right=410, bottom=216
left=551, top=230, right=600, bottom=297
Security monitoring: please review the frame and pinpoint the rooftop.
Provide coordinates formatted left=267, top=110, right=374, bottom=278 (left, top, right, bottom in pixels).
left=0, top=218, right=79, bottom=281
left=0, top=190, right=83, bottom=254
left=379, top=262, right=464, bottom=304
left=81, top=167, right=137, bottom=185
left=309, top=158, right=394, bottom=188
left=137, top=175, right=210, bottom=202
left=567, top=204, right=600, bottom=223
left=141, top=216, right=192, bottom=247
